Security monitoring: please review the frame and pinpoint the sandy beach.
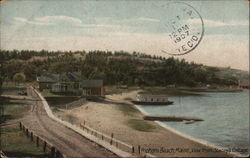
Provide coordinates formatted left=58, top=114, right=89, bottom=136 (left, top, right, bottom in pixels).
left=63, top=90, right=234, bottom=157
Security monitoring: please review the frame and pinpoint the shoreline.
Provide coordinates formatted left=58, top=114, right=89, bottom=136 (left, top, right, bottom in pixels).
left=134, top=104, right=248, bottom=157
left=54, top=89, right=249, bottom=157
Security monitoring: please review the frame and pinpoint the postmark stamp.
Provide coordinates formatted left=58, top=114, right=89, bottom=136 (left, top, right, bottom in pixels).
left=162, top=2, right=204, bottom=56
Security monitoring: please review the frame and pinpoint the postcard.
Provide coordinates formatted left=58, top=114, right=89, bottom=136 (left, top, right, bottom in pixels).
left=0, top=0, right=249, bottom=157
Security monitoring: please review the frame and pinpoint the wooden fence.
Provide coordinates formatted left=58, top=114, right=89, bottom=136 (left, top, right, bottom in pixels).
left=30, top=86, right=155, bottom=158
left=19, top=122, right=66, bottom=158
left=80, top=121, right=156, bottom=158
left=62, top=97, right=86, bottom=109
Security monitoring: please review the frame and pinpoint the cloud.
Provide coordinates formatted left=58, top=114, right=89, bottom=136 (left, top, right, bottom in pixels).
left=13, top=16, right=116, bottom=28
left=187, top=19, right=249, bottom=27
left=14, top=17, right=52, bottom=25
left=35, top=16, right=82, bottom=25
left=129, top=17, right=160, bottom=23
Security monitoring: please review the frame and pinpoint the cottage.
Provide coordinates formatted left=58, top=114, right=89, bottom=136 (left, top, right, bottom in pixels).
left=37, top=72, right=82, bottom=92
left=37, top=73, right=60, bottom=90
left=37, top=72, right=104, bottom=96
left=81, top=80, right=104, bottom=96
left=239, top=80, right=250, bottom=89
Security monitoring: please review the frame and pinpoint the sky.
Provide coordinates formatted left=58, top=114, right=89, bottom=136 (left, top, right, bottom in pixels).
left=0, top=0, right=249, bottom=71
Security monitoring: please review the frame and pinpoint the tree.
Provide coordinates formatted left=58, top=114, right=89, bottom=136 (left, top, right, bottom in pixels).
left=13, top=73, right=26, bottom=86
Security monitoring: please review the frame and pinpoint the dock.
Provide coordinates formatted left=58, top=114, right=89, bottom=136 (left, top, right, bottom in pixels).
left=143, top=115, right=204, bottom=122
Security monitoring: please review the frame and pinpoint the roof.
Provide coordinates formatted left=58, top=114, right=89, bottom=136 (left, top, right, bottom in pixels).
left=239, top=80, right=249, bottom=86
left=59, top=72, right=84, bottom=82
left=37, top=72, right=85, bottom=82
left=37, top=73, right=59, bottom=82
left=81, top=80, right=103, bottom=88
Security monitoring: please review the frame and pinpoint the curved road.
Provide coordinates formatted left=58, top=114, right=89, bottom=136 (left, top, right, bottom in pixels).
left=23, top=88, right=117, bottom=158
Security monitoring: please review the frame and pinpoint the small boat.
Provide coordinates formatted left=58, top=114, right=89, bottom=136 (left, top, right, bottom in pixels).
left=131, top=94, right=174, bottom=106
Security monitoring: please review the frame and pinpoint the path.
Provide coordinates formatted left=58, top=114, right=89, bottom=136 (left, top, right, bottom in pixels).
left=21, top=87, right=117, bottom=158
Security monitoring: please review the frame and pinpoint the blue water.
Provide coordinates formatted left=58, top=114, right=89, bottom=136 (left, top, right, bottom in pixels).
left=138, top=90, right=250, bottom=154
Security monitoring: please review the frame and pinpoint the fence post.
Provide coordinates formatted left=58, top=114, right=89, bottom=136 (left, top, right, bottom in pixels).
left=56, top=149, right=61, bottom=158
left=19, top=122, right=22, bottom=130
left=43, top=141, right=47, bottom=152
left=101, top=134, right=104, bottom=140
left=110, top=133, right=114, bottom=145
left=23, top=125, right=25, bottom=132
left=51, top=147, right=55, bottom=158
left=138, top=145, right=141, bottom=154
left=30, top=132, right=33, bottom=141
left=36, top=136, right=39, bottom=147
left=26, top=129, right=29, bottom=137
left=132, top=146, right=135, bottom=153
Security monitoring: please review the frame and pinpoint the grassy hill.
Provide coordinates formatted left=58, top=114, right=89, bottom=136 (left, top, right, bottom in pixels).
left=0, top=50, right=248, bottom=87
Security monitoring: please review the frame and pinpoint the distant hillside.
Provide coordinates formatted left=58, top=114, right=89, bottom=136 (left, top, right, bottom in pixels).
left=0, top=50, right=246, bottom=87
left=216, top=67, right=249, bottom=80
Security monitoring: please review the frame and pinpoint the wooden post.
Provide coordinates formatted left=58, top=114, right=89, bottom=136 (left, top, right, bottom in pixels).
left=19, top=122, right=22, bottom=130
left=26, top=129, right=29, bottom=137
left=51, top=147, right=55, bottom=158
left=101, top=135, right=104, bottom=140
left=30, top=132, right=33, bottom=141
left=43, top=141, right=47, bottom=152
left=110, top=133, right=114, bottom=145
left=56, top=150, right=61, bottom=157
left=138, top=145, right=141, bottom=154
left=132, top=146, right=135, bottom=153
left=36, top=136, right=39, bottom=147
left=116, top=141, right=118, bottom=147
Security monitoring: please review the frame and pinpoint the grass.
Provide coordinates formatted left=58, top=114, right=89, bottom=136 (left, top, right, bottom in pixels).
left=40, top=89, right=63, bottom=97
left=59, top=113, right=77, bottom=124
left=44, top=96, right=81, bottom=108
left=140, top=87, right=202, bottom=96
left=124, top=97, right=132, bottom=101
left=116, top=103, right=139, bottom=116
left=40, top=89, right=82, bottom=111
left=105, top=85, right=139, bottom=94
left=0, top=125, right=48, bottom=157
left=1, top=104, right=30, bottom=123
left=125, top=119, right=156, bottom=132
left=1, top=87, right=27, bottom=95
left=40, top=89, right=81, bottom=97
left=50, top=106, right=61, bottom=113
left=0, top=87, right=48, bottom=157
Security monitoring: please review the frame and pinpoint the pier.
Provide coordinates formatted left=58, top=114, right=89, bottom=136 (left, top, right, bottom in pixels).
left=143, top=115, right=204, bottom=122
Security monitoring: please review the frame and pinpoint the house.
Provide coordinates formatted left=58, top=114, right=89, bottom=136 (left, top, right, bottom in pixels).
left=37, top=73, right=60, bottom=90
left=37, top=72, right=82, bottom=92
left=51, top=72, right=82, bottom=93
left=238, top=79, right=249, bottom=89
left=81, top=80, right=104, bottom=96
left=37, top=72, right=104, bottom=96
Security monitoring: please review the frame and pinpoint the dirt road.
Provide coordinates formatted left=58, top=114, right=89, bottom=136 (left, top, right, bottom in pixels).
left=22, top=88, right=117, bottom=158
